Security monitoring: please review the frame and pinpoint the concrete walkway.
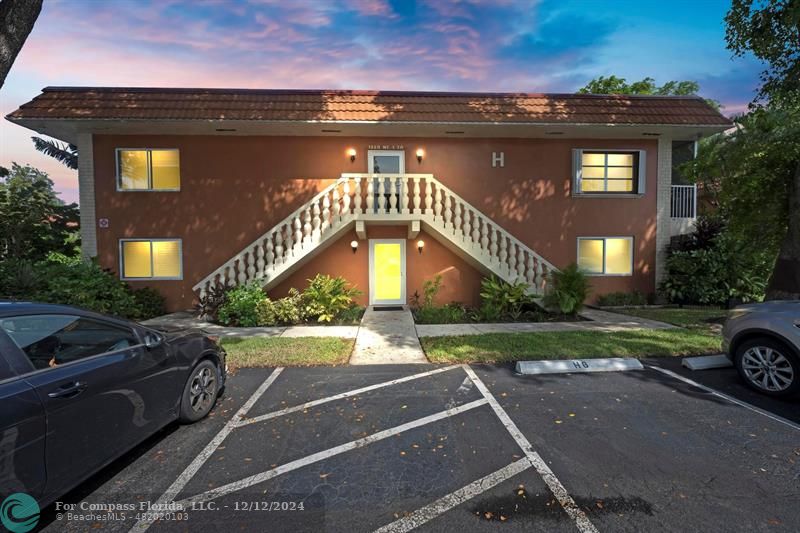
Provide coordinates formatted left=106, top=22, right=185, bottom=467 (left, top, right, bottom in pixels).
left=415, top=308, right=674, bottom=338
left=141, top=311, right=359, bottom=338
left=350, top=307, right=428, bottom=365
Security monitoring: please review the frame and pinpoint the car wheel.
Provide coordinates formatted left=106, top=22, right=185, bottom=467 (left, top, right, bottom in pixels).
left=734, top=337, right=800, bottom=397
left=179, top=360, right=220, bottom=423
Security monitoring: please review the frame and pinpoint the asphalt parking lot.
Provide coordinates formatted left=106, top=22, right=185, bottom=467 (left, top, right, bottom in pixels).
left=38, top=360, right=799, bottom=533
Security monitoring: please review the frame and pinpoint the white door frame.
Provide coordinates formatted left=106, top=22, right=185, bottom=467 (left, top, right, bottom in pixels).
left=367, top=149, right=405, bottom=174
left=368, top=239, right=407, bottom=306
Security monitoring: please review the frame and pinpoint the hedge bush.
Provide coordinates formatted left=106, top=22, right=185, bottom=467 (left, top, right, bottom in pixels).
left=0, top=254, right=165, bottom=320
left=596, top=291, right=648, bottom=307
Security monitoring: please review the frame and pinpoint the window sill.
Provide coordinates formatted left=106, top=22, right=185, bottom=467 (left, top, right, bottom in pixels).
left=572, top=193, right=644, bottom=199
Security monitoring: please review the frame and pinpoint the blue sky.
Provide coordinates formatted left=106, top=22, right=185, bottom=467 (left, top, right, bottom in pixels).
left=0, top=0, right=762, bottom=204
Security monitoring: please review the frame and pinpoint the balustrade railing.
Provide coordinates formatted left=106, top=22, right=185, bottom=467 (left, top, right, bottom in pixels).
left=193, top=174, right=557, bottom=298
left=670, top=184, right=697, bottom=218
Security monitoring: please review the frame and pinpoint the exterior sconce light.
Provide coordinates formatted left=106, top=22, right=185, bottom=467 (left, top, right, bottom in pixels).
left=347, top=148, right=357, bottom=162
left=351, top=240, right=359, bottom=253
left=416, top=148, right=425, bottom=163
left=417, top=240, right=425, bottom=254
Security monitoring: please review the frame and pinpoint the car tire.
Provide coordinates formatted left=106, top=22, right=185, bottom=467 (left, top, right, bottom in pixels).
left=179, top=360, right=220, bottom=423
left=734, top=337, right=800, bottom=398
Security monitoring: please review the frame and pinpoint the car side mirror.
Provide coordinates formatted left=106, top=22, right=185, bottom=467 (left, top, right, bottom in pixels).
left=143, top=332, right=163, bottom=349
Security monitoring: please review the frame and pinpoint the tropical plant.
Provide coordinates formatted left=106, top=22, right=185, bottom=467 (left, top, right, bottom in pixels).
left=196, top=283, right=231, bottom=320
left=31, top=137, right=78, bottom=169
left=217, top=282, right=265, bottom=327
left=414, top=302, right=469, bottom=324
left=255, top=289, right=304, bottom=326
left=0, top=163, right=80, bottom=261
left=541, top=264, right=591, bottom=315
left=300, top=274, right=361, bottom=323
left=479, top=276, right=532, bottom=320
left=410, top=274, right=443, bottom=310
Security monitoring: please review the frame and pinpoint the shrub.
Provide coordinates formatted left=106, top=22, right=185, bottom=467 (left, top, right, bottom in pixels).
left=130, top=287, right=166, bottom=320
left=300, top=274, right=361, bottom=323
left=217, top=282, right=265, bottom=327
left=596, top=291, right=647, bottom=307
left=541, top=263, right=590, bottom=315
left=410, top=275, right=443, bottom=309
left=0, top=255, right=164, bottom=319
left=255, top=289, right=304, bottom=326
left=337, top=305, right=365, bottom=324
left=415, top=302, right=469, bottom=324
left=479, top=277, right=532, bottom=321
left=196, top=283, right=230, bottom=321
left=660, top=220, right=770, bottom=306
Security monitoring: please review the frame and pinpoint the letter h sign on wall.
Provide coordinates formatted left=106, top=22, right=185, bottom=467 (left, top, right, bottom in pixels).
left=492, top=151, right=504, bottom=168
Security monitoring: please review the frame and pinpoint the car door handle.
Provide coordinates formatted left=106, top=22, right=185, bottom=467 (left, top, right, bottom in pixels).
left=48, top=381, right=88, bottom=399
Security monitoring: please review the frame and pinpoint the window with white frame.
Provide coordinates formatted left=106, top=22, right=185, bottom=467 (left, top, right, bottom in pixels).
left=120, top=239, right=182, bottom=280
left=117, top=149, right=180, bottom=191
left=577, top=237, right=633, bottom=275
left=573, top=150, right=645, bottom=195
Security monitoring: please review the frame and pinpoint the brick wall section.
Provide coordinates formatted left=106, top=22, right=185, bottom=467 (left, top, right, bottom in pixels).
left=77, top=133, right=97, bottom=259
left=655, top=137, right=673, bottom=285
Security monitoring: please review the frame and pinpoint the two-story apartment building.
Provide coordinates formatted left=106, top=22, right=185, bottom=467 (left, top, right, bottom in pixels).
left=7, top=88, right=732, bottom=311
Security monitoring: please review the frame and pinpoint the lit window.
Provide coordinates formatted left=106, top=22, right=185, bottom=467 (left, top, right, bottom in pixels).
left=577, top=151, right=638, bottom=194
left=120, top=239, right=182, bottom=279
left=117, top=149, right=180, bottom=191
left=577, top=237, right=633, bottom=275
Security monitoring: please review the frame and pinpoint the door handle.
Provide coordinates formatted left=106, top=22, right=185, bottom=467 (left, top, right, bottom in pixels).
left=48, top=381, right=88, bottom=399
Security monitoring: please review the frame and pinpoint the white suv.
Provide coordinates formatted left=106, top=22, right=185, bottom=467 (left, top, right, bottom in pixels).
left=723, top=301, right=800, bottom=398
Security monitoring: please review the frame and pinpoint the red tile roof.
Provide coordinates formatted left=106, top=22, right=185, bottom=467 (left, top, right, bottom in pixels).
left=7, top=87, right=732, bottom=126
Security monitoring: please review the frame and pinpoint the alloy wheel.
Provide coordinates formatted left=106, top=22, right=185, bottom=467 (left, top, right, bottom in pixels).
left=189, top=366, right=217, bottom=413
left=741, top=346, right=795, bottom=392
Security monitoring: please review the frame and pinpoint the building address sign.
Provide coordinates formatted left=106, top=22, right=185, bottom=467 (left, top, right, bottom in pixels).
left=368, top=145, right=404, bottom=150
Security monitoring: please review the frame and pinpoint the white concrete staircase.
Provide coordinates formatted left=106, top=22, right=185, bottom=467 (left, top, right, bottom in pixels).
left=193, top=173, right=558, bottom=299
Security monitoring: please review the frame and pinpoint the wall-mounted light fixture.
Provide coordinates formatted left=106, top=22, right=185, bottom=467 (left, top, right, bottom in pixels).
left=416, top=148, right=425, bottom=163
left=417, top=240, right=425, bottom=254
left=347, top=148, right=357, bottom=163
left=351, top=240, right=359, bottom=254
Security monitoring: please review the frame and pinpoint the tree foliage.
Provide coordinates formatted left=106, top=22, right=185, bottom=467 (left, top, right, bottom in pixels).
left=724, top=0, right=800, bottom=299
left=578, top=75, right=720, bottom=109
left=0, top=163, right=80, bottom=261
left=32, top=137, right=78, bottom=169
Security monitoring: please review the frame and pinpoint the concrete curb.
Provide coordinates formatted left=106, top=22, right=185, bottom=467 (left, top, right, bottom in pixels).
left=515, top=358, right=644, bottom=375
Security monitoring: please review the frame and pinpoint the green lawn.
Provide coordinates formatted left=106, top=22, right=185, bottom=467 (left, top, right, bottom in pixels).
left=221, top=337, right=354, bottom=368
left=610, top=307, right=728, bottom=329
left=421, top=306, right=727, bottom=364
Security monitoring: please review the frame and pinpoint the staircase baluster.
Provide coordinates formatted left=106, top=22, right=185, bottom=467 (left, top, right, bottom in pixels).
left=321, top=194, right=331, bottom=234
left=453, top=201, right=463, bottom=238
left=389, top=176, right=399, bottom=212
left=293, top=216, right=302, bottom=253
left=412, top=177, right=421, bottom=214
left=265, top=235, right=275, bottom=272
left=256, top=240, right=266, bottom=277
left=498, top=235, right=508, bottom=271
left=535, top=260, right=543, bottom=291
left=425, top=179, right=433, bottom=215
left=526, top=252, right=535, bottom=285
left=237, top=256, right=247, bottom=285
left=517, top=247, right=526, bottom=281
left=312, top=200, right=321, bottom=240
left=376, top=177, right=386, bottom=213
left=507, top=242, right=517, bottom=279
left=443, top=191, right=452, bottom=230
left=462, top=208, right=472, bottom=244
left=472, top=211, right=481, bottom=248
left=342, top=180, right=351, bottom=216
left=434, top=184, right=442, bottom=220
left=366, top=177, right=375, bottom=214
left=274, top=226, right=284, bottom=266
left=353, top=177, right=363, bottom=215
left=303, top=207, right=313, bottom=246
left=489, top=226, right=498, bottom=264
left=480, top=217, right=489, bottom=254
left=332, top=185, right=341, bottom=221
left=247, top=247, right=257, bottom=281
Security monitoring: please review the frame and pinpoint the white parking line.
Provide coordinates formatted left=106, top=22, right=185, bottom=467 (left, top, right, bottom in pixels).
left=648, top=365, right=800, bottom=432
left=129, top=367, right=284, bottom=533
left=236, top=364, right=461, bottom=428
left=175, top=398, right=489, bottom=507
left=462, top=365, right=599, bottom=533
left=373, top=457, right=534, bottom=533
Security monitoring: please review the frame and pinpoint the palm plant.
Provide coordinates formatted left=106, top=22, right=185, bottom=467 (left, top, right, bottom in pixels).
left=32, top=137, right=78, bottom=169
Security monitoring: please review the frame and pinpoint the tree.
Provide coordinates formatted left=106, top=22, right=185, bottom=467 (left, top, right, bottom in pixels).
left=578, top=75, right=720, bottom=109
left=32, top=136, right=78, bottom=169
left=0, top=163, right=80, bottom=261
left=725, top=0, right=800, bottom=299
left=0, top=0, right=43, bottom=88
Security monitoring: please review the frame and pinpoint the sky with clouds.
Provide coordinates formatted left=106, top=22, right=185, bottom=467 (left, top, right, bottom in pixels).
left=0, top=0, right=763, bottom=204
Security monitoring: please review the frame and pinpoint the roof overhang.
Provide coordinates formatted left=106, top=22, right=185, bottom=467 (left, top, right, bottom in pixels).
left=7, top=117, right=728, bottom=144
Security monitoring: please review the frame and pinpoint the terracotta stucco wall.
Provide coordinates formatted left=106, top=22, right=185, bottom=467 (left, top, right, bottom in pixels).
left=92, top=135, right=658, bottom=311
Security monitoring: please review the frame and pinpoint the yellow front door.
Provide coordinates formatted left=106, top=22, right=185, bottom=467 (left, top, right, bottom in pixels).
left=370, top=240, right=405, bottom=305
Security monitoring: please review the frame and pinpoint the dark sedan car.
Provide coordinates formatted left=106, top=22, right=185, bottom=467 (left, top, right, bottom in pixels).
left=0, top=301, right=226, bottom=509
